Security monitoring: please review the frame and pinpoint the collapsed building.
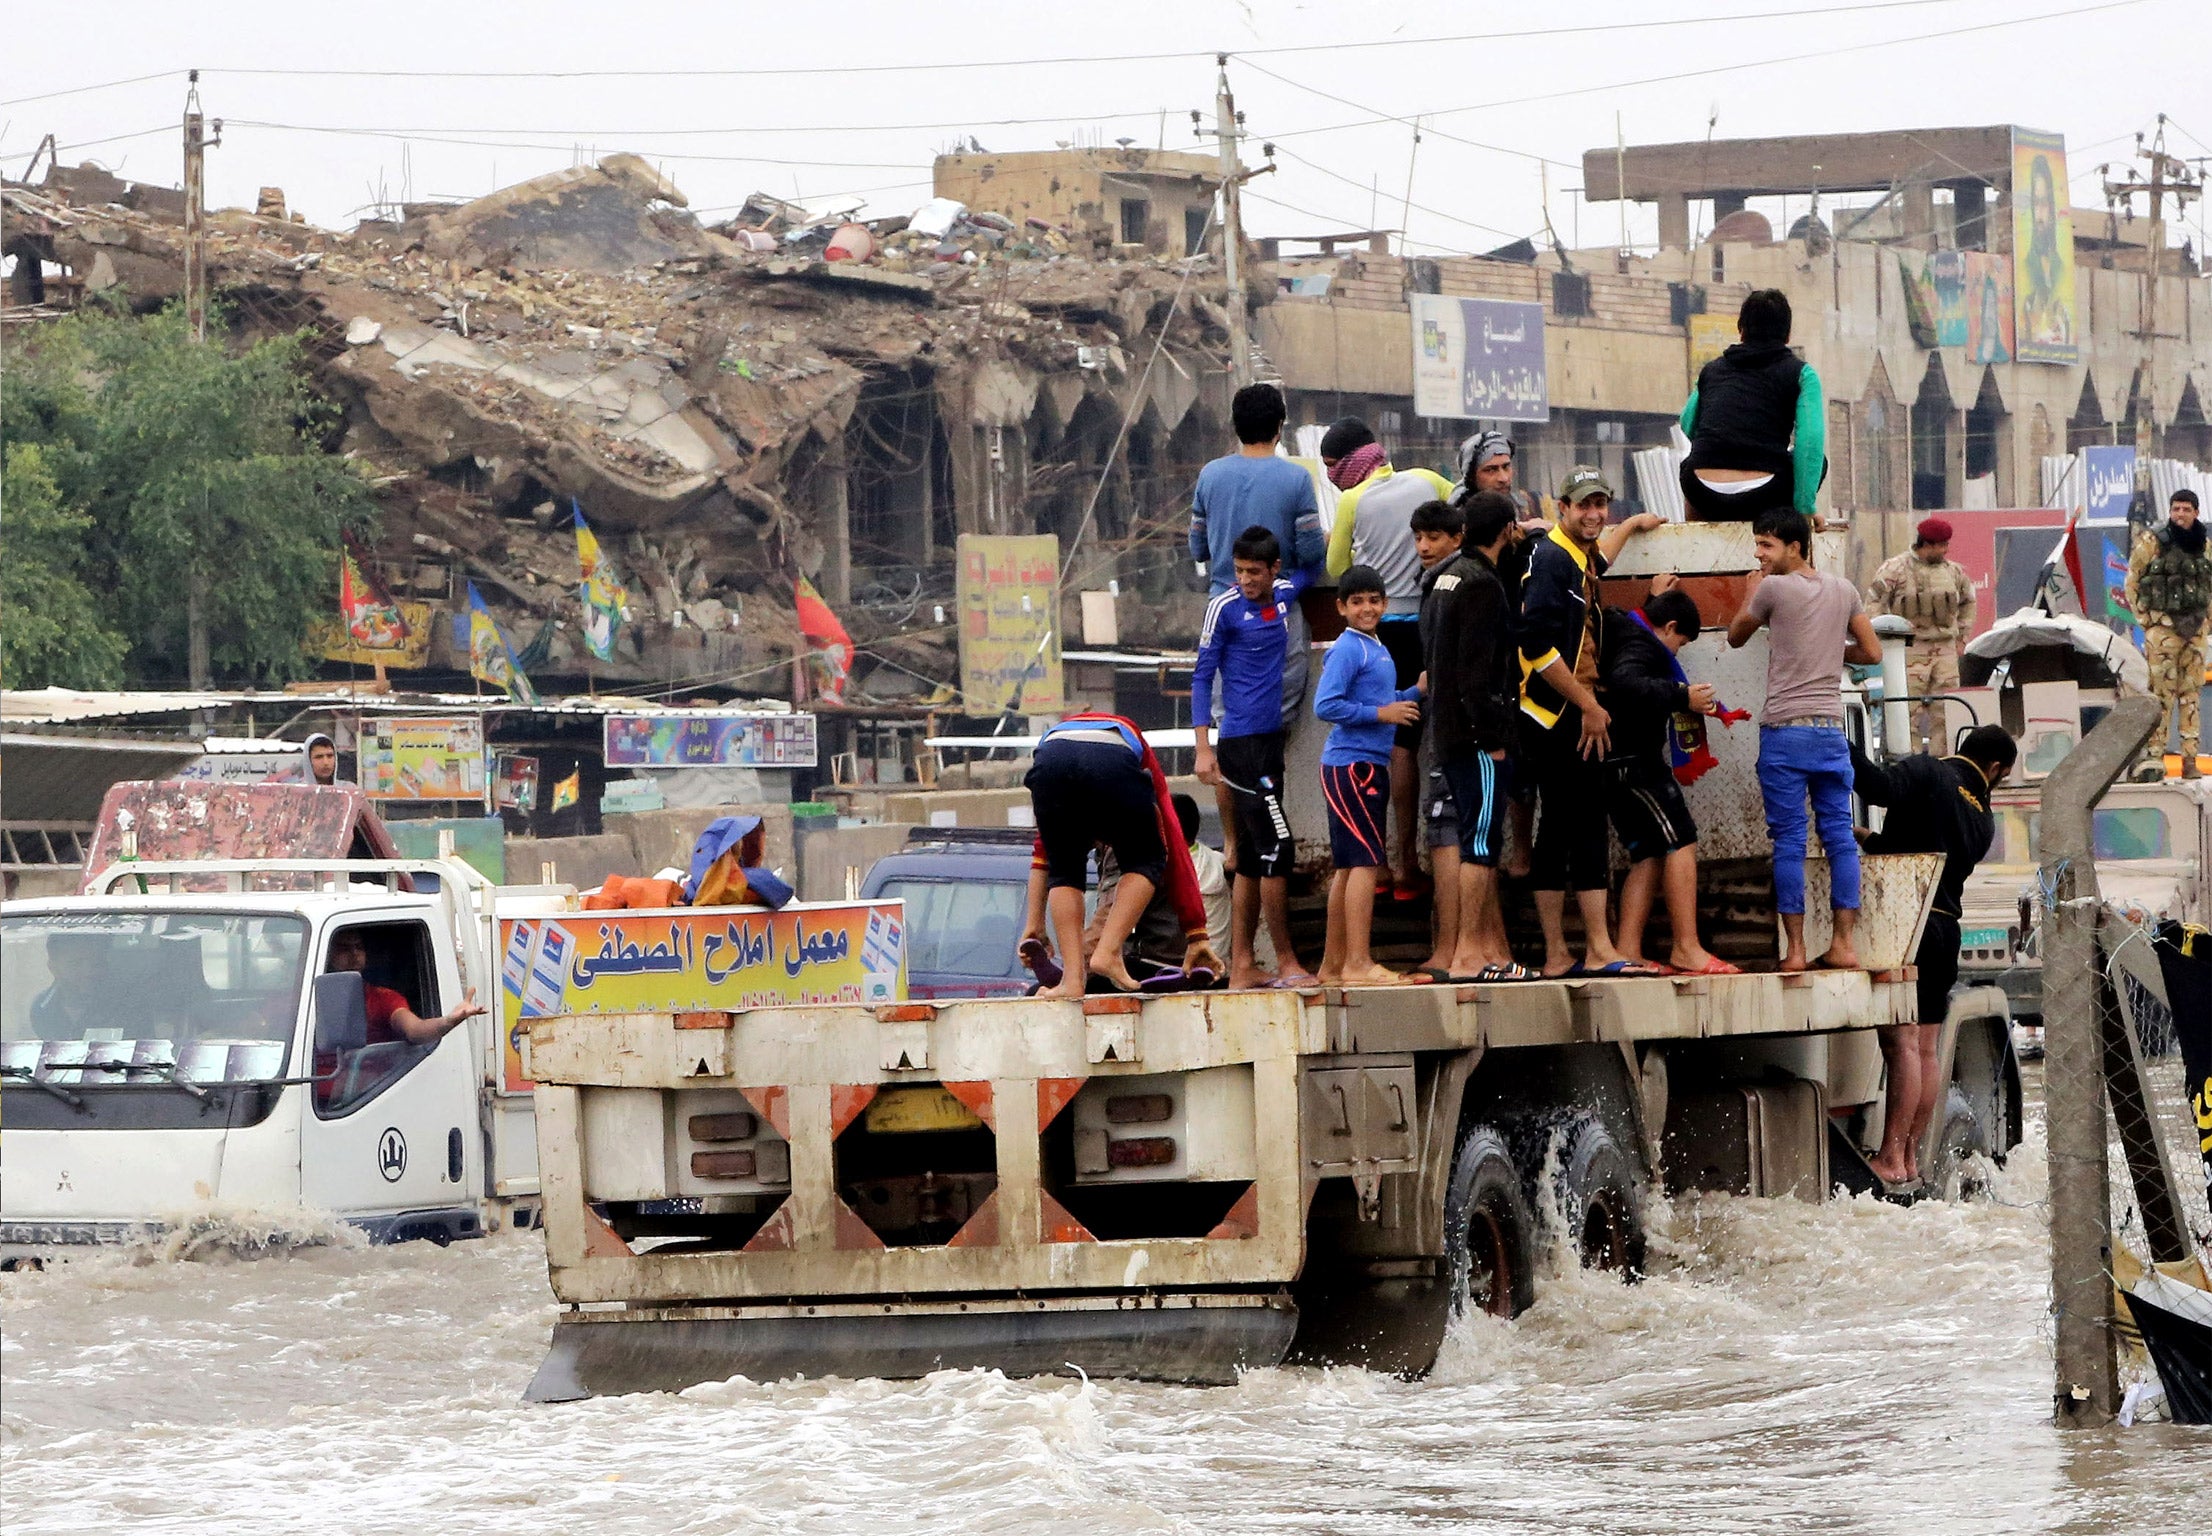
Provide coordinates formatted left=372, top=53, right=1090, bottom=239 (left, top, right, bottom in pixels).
left=2, top=150, right=1249, bottom=709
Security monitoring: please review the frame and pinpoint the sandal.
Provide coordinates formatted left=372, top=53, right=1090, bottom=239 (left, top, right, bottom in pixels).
left=1019, top=938, right=1062, bottom=989
left=1677, top=956, right=1743, bottom=976
left=1469, top=963, right=1539, bottom=982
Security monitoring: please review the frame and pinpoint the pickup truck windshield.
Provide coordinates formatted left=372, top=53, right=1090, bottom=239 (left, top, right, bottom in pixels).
left=0, top=912, right=308, bottom=1085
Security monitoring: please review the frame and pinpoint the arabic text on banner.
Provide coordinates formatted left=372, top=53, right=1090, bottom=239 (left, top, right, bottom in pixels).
left=359, top=716, right=487, bottom=801
left=2082, top=445, right=2137, bottom=523
left=1410, top=295, right=1548, bottom=424
left=496, top=903, right=906, bottom=1091
left=956, top=533, right=1064, bottom=714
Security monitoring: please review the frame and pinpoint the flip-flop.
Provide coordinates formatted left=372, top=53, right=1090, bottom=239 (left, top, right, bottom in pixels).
left=1678, top=956, right=1743, bottom=976
left=1269, top=973, right=1323, bottom=991
left=1412, top=966, right=1454, bottom=983
left=1019, top=938, right=1062, bottom=989
left=1573, top=960, right=1661, bottom=977
left=1469, top=962, right=1540, bottom=982
left=1139, top=968, right=1190, bottom=994
left=1185, top=965, right=1220, bottom=988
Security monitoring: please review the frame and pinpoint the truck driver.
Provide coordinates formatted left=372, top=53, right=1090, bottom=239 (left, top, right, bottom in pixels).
left=323, top=930, right=484, bottom=1045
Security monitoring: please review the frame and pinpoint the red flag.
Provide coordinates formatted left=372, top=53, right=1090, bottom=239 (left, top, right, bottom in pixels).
left=793, top=575, right=853, bottom=703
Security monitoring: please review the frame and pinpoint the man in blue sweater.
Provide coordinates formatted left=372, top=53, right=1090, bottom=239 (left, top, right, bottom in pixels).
left=1190, top=383, right=1327, bottom=722
left=1193, top=527, right=1316, bottom=990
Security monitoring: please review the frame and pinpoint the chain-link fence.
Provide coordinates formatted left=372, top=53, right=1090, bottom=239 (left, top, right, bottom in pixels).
left=2103, top=931, right=2212, bottom=1268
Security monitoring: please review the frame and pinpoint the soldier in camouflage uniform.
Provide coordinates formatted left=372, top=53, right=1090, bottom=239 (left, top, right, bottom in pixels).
left=2126, top=489, right=2212, bottom=779
left=1864, top=517, right=1977, bottom=750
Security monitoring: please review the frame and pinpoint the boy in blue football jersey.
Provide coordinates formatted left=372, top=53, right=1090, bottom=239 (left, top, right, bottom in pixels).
left=1193, top=526, right=1316, bottom=989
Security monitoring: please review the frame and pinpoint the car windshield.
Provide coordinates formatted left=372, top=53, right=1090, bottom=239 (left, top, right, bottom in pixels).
left=875, top=878, right=1022, bottom=978
left=1984, top=806, right=2174, bottom=865
left=1, top=911, right=308, bottom=1085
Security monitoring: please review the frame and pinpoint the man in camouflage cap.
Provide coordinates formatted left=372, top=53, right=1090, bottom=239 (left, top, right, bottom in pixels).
left=2125, top=489, right=2212, bottom=779
left=1863, top=517, right=1975, bottom=751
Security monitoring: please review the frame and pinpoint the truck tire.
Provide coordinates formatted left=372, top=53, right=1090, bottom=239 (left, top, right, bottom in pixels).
left=1923, top=1088, right=1991, bottom=1202
left=1547, top=1113, right=1648, bottom=1278
left=1443, top=1125, right=1537, bottom=1321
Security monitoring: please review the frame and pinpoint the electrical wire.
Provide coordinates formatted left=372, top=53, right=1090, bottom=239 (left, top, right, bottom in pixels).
left=1260, top=0, right=2153, bottom=144
left=146, top=2, right=2008, bottom=85
left=195, top=110, right=1179, bottom=139
left=218, top=120, right=926, bottom=170
left=0, top=68, right=184, bottom=109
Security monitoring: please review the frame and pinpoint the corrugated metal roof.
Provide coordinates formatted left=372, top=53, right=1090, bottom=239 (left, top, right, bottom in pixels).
left=1, top=687, right=798, bottom=724
left=0, top=733, right=204, bottom=823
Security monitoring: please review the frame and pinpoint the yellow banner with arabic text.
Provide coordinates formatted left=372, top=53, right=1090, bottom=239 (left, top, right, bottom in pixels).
left=497, top=902, right=906, bottom=1091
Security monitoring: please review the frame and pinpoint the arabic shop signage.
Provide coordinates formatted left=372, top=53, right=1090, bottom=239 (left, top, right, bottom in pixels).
left=495, top=903, right=905, bottom=1091
left=2082, top=444, right=2136, bottom=523
left=602, top=712, right=819, bottom=770
left=1411, top=295, right=1548, bottom=423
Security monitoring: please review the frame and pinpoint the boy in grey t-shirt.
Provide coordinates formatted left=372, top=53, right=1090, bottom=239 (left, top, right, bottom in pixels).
left=1727, top=508, right=1883, bottom=969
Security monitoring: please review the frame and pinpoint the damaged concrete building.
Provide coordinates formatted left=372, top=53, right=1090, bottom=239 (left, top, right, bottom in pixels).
left=3, top=148, right=1252, bottom=712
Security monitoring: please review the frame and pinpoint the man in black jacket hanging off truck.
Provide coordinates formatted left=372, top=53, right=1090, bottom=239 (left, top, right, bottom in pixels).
left=1848, top=722, right=2017, bottom=1187
left=1678, top=288, right=1827, bottom=522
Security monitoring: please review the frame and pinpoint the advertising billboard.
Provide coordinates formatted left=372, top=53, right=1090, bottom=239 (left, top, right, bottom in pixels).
left=956, top=533, right=1064, bottom=714
left=497, top=902, right=906, bottom=1090
left=602, top=713, right=819, bottom=770
left=1411, top=294, right=1548, bottom=423
left=2011, top=128, right=2079, bottom=366
left=358, top=716, right=487, bottom=801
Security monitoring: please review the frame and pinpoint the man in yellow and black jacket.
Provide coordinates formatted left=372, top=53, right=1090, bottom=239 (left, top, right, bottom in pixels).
left=1516, top=467, right=1661, bottom=975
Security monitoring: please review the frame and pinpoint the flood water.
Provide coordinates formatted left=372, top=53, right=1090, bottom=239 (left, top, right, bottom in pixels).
left=4, top=1109, right=2203, bottom=1535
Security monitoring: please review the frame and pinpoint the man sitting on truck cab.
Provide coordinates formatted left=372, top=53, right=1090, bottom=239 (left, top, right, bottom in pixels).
left=322, top=931, right=483, bottom=1046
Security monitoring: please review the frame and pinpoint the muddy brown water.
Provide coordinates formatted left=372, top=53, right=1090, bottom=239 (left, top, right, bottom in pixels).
left=4, top=1110, right=2203, bottom=1534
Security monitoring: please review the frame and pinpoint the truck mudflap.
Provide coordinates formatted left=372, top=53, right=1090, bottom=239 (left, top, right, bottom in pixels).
left=525, top=1294, right=1298, bottom=1401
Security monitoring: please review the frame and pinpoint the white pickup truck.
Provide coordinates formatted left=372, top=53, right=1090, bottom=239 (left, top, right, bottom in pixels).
left=0, top=854, right=557, bottom=1262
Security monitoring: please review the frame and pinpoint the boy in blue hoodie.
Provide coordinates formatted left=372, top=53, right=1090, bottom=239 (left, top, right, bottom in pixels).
left=1315, top=565, right=1423, bottom=986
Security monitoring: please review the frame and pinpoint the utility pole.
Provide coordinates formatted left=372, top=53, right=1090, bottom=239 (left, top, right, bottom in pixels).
left=2102, top=118, right=2201, bottom=527
left=1200, top=57, right=1274, bottom=388
left=182, top=71, right=222, bottom=689
left=182, top=69, right=219, bottom=343
left=1398, top=117, right=1423, bottom=259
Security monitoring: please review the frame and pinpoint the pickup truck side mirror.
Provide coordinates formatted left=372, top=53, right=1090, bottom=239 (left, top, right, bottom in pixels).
left=312, top=972, right=370, bottom=1057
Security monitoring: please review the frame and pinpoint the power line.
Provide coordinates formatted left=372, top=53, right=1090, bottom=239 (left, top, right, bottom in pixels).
left=0, top=68, right=183, bottom=109
left=1263, top=0, right=2153, bottom=144
left=1266, top=143, right=1532, bottom=244
left=1, top=0, right=2016, bottom=103
left=221, top=121, right=927, bottom=170
left=192, top=110, right=1176, bottom=139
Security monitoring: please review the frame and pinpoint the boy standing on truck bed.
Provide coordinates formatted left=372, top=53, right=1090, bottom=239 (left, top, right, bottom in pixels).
left=1314, top=565, right=1423, bottom=986
left=1193, top=527, right=1316, bottom=990
left=1848, top=724, right=2015, bottom=1186
left=1021, top=714, right=1217, bottom=998
left=1323, top=417, right=1456, bottom=899
left=1418, top=492, right=1532, bottom=981
left=1727, top=507, right=1883, bottom=971
left=1598, top=579, right=1736, bottom=976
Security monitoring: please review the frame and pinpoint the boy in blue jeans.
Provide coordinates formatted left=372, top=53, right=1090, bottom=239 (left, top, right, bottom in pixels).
left=1726, top=507, right=1883, bottom=970
left=1315, top=565, right=1423, bottom=986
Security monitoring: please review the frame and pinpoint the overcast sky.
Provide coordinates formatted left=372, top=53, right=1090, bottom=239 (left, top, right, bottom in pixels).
left=5, top=0, right=2207, bottom=255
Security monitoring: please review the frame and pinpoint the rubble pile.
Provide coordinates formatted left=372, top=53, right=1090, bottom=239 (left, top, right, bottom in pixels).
left=5, top=154, right=1244, bottom=699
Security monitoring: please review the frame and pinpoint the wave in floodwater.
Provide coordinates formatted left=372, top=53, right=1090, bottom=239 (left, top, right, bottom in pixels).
left=2, top=1124, right=2203, bottom=1536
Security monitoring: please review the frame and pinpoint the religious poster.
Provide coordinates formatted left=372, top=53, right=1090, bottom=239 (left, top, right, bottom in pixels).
left=496, top=754, right=541, bottom=812
left=956, top=534, right=1064, bottom=715
left=2011, top=128, right=2079, bottom=365
left=1963, top=253, right=2014, bottom=365
left=603, top=712, right=820, bottom=769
